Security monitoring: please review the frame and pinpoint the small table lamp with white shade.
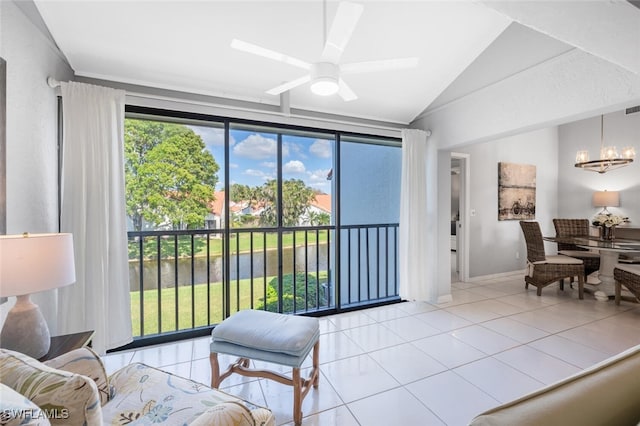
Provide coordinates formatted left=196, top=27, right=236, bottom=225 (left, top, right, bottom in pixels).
left=592, top=190, right=620, bottom=215
left=0, top=233, right=76, bottom=359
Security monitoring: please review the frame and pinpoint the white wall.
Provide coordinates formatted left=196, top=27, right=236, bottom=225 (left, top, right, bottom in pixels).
left=412, top=49, right=640, bottom=150
left=558, top=110, right=640, bottom=222
left=411, top=28, right=640, bottom=287
left=425, top=108, right=637, bottom=282
left=443, top=127, right=559, bottom=278
left=1, top=1, right=73, bottom=233
left=0, top=0, right=74, bottom=331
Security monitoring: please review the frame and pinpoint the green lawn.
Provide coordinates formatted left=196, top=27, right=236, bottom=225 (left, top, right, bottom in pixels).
left=129, top=229, right=330, bottom=260
left=130, top=271, right=328, bottom=337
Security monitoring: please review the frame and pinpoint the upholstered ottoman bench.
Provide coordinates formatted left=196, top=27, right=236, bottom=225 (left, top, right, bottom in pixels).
left=210, top=310, right=320, bottom=426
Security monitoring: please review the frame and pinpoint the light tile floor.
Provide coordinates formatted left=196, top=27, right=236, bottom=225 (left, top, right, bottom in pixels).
left=102, top=272, right=640, bottom=426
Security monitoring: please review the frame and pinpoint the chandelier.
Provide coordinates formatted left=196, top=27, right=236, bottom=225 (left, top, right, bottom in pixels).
left=575, top=115, right=635, bottom=173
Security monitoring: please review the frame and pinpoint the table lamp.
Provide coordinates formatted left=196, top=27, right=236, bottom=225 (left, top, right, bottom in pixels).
left=592, top=190, right=620, bottom=215
left=0, top=233, right=76, bottom=358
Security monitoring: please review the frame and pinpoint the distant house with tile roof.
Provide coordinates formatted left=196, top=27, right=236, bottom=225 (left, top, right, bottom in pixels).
left=310, top=194, right=331, bottom=214
left=205, top=191, right=225, bottom=230
left=206, top=191, right=332, bottom=228
left=301, top=193, right=332, bottom=225
left=205, top=190, right=268, bottom=229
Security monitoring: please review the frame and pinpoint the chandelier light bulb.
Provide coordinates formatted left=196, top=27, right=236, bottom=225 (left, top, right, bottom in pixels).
left=600, top=146, right=619, bottom=160
left=575, top=150, right=589, bottom=163
left=621, top=146, right=636, bottom=160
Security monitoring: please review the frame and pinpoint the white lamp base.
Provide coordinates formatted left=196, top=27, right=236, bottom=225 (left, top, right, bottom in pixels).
left=0, top=295, right=50, bottom=359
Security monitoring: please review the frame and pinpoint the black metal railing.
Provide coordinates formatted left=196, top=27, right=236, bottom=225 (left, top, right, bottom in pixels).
left=340, top=224, right=399, bottom=307
left=126, top=223, right=399, bottom=344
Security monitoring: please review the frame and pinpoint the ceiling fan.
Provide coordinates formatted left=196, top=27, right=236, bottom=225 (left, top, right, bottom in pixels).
left=231, top=1, right=419, bottom=101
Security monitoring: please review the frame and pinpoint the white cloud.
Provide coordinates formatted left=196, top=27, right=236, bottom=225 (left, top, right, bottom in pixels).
left=229, top=163, right=239, bottom=169
left=309, top=139, right=332, bottom=158
left=233, top=134, right=277, bottom=159
left=243, top=169, right=275, bottom=181
left=308, top=168, right=332, bottom=183
left=283, top=141, right=302, bottom=159
left=245, top=169, right=268, bottom=177
left=283, top=160, right=306, bottom=174
left=261, top=161, right=276, bottom=169
left=189, top=126, right=235, bottom=147
left=309, top=181, right=329, bottom=191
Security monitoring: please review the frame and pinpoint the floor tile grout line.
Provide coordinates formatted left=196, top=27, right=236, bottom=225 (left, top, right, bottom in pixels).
left=402, top=370, right=496, bottom=426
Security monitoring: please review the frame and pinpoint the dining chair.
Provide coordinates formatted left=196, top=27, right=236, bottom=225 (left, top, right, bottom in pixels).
left=553, top=219, right=601, bottom=281
left=519, top=221, right=584, bottom=298
left=614, top=264, right=640, bottom=305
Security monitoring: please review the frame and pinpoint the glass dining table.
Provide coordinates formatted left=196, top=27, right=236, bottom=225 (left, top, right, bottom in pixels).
left=543, top=236, right=640, bottom=301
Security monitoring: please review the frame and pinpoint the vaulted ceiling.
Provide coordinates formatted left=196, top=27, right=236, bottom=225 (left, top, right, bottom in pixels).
left=33, top=1, right=640, bottom=125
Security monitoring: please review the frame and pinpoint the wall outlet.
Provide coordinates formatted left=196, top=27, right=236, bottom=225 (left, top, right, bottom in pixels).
left=515, top=251, right=520, bottom=259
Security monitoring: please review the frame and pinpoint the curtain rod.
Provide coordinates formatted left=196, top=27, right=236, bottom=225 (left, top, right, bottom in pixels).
left=47, top=77, right=61, bottom=88
left=44, top=76, right=406, bottom=135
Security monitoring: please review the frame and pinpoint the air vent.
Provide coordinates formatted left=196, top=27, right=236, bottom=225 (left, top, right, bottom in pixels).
left=626, top=105, right=640, bottom=115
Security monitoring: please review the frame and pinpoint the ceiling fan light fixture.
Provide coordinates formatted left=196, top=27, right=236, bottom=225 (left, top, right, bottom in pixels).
left=310, top=62, right=340, bottom=96
left=310, top=77, right=339, bottom=96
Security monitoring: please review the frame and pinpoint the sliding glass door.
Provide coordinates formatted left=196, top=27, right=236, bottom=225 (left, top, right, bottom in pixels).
left=123, top=106, right=400, bottom=344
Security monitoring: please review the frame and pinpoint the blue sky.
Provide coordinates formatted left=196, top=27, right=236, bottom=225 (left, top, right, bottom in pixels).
left=189, top=126, right=334, bottom=195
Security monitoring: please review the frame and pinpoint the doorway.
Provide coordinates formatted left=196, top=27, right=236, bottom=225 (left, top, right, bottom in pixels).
left=451, top=153, right=469, bottom=282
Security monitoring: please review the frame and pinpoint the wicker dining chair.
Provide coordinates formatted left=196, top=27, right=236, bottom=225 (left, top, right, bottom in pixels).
left=614, top=265, right=640, bottom=305
left=553, top=219, right=600, bottom=280
left=519, top=221, right=584, bottom=298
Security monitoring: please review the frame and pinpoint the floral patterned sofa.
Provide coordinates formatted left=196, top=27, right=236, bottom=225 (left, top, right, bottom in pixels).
left=0, top=347, right=274, bottom=426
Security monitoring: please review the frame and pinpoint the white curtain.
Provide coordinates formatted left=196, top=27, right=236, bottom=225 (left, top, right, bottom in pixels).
left=399, top=129, right=438, bottom=302
left=58, top=82, right=132, bottom=354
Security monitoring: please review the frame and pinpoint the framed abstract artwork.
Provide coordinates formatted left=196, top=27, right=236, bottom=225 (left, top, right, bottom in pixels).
left=498, top=162, right=536, bottom=221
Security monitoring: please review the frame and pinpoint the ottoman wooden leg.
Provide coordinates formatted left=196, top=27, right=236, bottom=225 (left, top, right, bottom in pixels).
left=312, top=341, right=320, bottom=388
left=210, top=352, right=221, bottom=388
left=293, top=367, right=302, bottom=426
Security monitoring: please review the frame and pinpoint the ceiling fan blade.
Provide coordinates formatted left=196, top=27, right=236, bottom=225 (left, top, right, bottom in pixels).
left=321, top=2, right=364, bottom=63
left=338, top=78, right=357, bottom=102
left=231, top=39, right=311, bottom=70
left=266, top=75, right=312, bottom=95
left=341, top=57, right=419, bottom=74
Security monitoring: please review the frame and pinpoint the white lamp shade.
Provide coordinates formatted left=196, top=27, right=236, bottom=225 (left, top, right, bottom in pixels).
left=0, top=233, right=76, bottom=297
left=592, top=191, right=620, bottom=208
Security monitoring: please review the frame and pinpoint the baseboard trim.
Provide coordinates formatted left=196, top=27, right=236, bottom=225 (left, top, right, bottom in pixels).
left=465, top=269, right=526, bottom=283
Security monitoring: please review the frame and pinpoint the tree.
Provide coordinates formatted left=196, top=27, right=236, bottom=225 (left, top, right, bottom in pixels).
left=229, top=183, right=252, bottom=203
left=125, top=120, right=219, bottom=230
left=257, top=179, right=316, bottom=227
left=308, top=211, right=331, bottom=226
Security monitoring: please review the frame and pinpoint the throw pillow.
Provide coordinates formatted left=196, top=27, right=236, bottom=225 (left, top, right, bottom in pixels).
left=0, top=383, right=51, bottom=426
left=0, top=349, right=102, bottom=426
